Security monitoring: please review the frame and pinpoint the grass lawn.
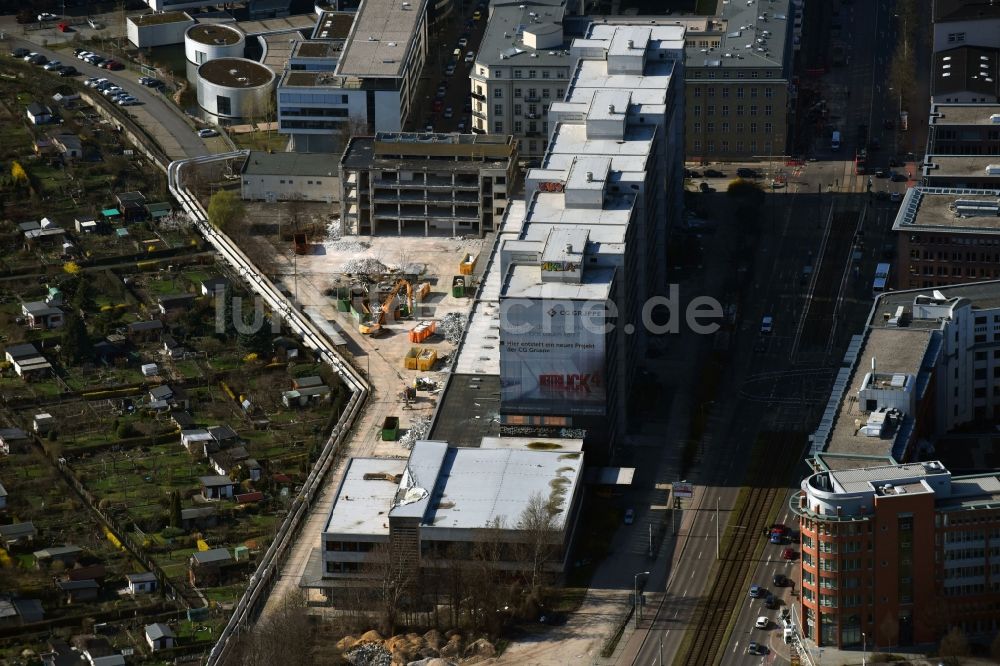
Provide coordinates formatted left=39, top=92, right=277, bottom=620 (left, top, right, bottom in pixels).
left=231, top=130, right=288, bottom=152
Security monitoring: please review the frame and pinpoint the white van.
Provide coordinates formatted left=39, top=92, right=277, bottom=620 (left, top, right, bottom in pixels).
left=831, top=130, right=841, bottom=151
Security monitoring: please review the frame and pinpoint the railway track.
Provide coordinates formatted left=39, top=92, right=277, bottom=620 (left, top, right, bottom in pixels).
left=675, top=431, right=801, bottom=666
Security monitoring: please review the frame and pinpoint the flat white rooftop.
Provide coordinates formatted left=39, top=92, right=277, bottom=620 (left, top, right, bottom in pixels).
left=337, top=0, right=426, bottom=78
left=503, top=262, right=614, bottom=300
left=324, top=457, right=406, bottom=536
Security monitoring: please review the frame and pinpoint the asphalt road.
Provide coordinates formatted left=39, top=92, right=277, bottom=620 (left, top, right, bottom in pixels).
left=0, top=32, right=212, bottom=160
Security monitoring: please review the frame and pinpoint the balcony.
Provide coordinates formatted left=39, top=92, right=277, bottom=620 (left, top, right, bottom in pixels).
left=470, top=90, right=485, bottom=101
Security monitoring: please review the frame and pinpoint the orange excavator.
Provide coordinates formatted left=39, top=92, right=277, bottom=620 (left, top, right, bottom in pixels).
left=359, top=278, right=414, bottom=335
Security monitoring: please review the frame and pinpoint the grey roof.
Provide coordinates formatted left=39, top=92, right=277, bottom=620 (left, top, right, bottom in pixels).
left=209, top=424, right=239, bottom=441
left=5, top=343, right=39, bottom=360
left=325, top=457, right=407, bottom=535
left=429, top=373, right=502, bottom=445
left=476, top=0, right=571, bottom=68
left=26, top=102, right=50, bottom=116
left=933, top=46, right=1000, bottom=98
left=90, top=656, right=125, bottom=666
left=191, top=548, right=232, bottom=565
left=126, top=572, right=157, bottom=583
left=684, top=0, right=794, bottom=72
left=33, top=545, right=81, bottom=559
left=181, top=506, right=217, bottom=520
left=199, top=475, right=236, bottom=487
left=12, top=599, right=43, bottom=622
left=0, top=522, right=37, bottom=538
left=149, top=385, right=173, bottom=400
left=0, top=427, right=28, bottom=441
left=0, top=483, right=6, bottom=498
left=0, top=601, right=15, bottom=619
left=294, top=375, right=324, bottom=388
left=336, top=0, right=428, bottom=78
left=934, top=0, right=1000, bottom=22
left=201, top=276, right=229, bottom=292
left=242, top=151, right=339, bottom=177
left=145, top=622, right=175, bottom=640
left=57, top=579, right=98, bottom=591
left=128, top=319, right=163, bottom=332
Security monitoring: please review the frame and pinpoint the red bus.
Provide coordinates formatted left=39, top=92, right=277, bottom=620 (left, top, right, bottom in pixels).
left=854, top=149, right=867, bottom=175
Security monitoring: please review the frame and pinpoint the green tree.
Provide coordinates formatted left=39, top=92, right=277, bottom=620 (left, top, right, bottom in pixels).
left=168, top=490, right=182, bottom=529
left=207, top=190, right=245, bottom=232
left=60, top=312, right=93, bottom=364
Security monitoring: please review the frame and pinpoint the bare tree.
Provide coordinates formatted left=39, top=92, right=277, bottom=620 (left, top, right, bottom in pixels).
left=363, top=540, right=416, bottom=636
left=515, top=492, right=561, bottom=597
left=939, top=626, right=970, bottom=660
left=223, top=590, right=313, bottom=666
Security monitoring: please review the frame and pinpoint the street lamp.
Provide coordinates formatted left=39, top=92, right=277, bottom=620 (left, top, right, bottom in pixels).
left=633, top=571, right=650, bottom=629
left=862, top=632, right=867, bottom=666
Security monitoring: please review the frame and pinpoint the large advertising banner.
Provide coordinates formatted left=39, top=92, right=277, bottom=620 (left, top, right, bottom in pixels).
left=499, top=299, right=606, bottom=416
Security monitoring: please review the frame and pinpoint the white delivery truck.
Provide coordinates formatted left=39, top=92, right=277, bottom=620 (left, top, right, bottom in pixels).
left=872, top=262, right=891, bottom=298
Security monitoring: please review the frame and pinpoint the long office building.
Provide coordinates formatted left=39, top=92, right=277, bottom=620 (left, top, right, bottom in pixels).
left=338, top=132, right=518, bottom=236
left=682, top=0, right=796, bottom=161
left=892, top=185, right=1000, bottom=290
left=795, top=282, right=1000, bottom=649
left=921, top=104, right=1000, bottom=189
left=431, top=21, right=685, bottom=453
left=470, top=0, right=575, bottom=161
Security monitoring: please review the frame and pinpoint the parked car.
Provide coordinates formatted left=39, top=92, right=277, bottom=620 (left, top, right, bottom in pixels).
left=749, top=584, right=764, bottom=598
left=28, top=54, right=48, bottom=66
left=464, top=51, right=475, bottom=63
left=458, top=121, right=466, bottom=131
left=458, top=37, right=468, bottom=48
left=445, top=64, right=456, bottom=76
left=755, top=616, right=769, bottom=629
left=10, top=48, right=30, bottom=58
left=443, top=106, right=453, bottom=119
left=76, top=51, right=93, bottom=60
left=875, top=168, right=889, bottom=178
left=623, top=508, right=635, bottom=525
left=57, top=22, right=71, bottom=32
left=197, top=128, right=219, bottom=138
left=58, top=66, right=78, bottom=77
left=84, top=77, right=100, bottom=87
left=684, top=168, right=702, bottom=178
left=43, top=60, right=62, bottom=71
left=704, top=168, right=726, bottom=178
left=890, top=191, right=902, bottom=203
left=88, top=18, right=104, bottom=29
left=38, top=12, right=59, bottom=21
left=890, top=171, right=908, bottom=182
left=760, top=315, right=774, bottom=335
left=104, top=60, right=124, bottom=71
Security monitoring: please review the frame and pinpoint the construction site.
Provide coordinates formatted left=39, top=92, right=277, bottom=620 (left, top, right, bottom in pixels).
left=241, top=200, right=489, bottom=451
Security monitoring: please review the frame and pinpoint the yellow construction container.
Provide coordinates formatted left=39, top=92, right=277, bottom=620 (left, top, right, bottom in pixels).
left=459, top=252, right=477, bottom=275
left=404, top=347, right=421, bottom=370
left=417, top=348, right=438, bottom=371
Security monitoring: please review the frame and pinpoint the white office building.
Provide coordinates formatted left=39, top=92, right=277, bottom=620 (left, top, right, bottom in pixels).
left=277, top=3, right=429, bottom=153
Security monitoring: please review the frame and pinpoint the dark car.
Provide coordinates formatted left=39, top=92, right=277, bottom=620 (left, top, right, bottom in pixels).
left=747, top=641, right=769, bottom=655
left=10, top=47, right=30, bottom=58
left=875, top=168, right=889, bottom=178
left=890, top=171, right=908, bottom=182
left=58, top=66, right=78, bottom=77
left=764, top=593, right=778, bottom=609
left=737, top=167, right=759, bottom=178
left=104, top=60, right=124, bottom=71
left=769, top=530, right=784, bottom=544
left=684, top=168, right=702, bottom=178
left=704, top=168, right=726, bottom=178
left=773, top=573, right=788, bottom=587
left=699, top=182, right=713, bottom=193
